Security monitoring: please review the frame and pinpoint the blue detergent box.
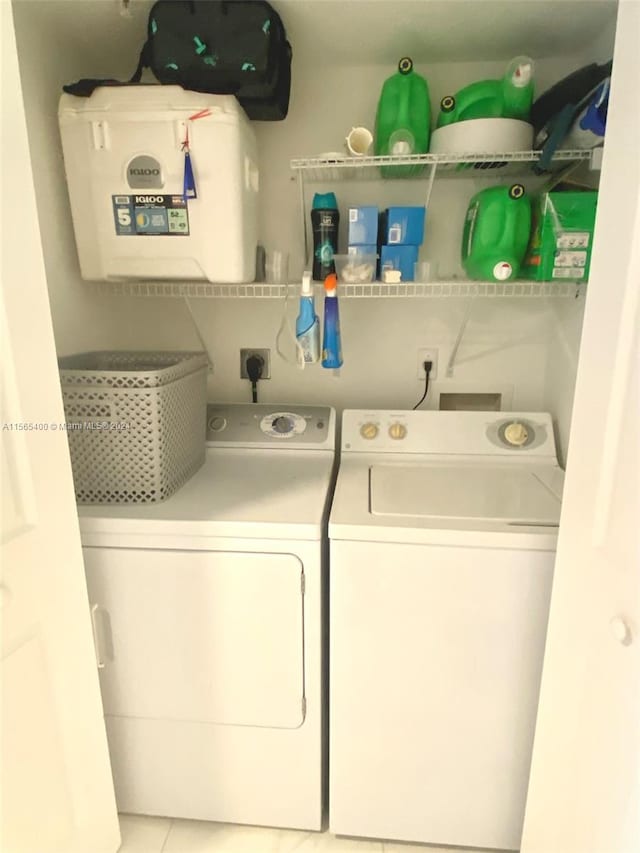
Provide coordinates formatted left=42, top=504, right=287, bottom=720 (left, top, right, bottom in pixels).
left=348, top=206, right=379, bottom=245
left=380, top=206, right=426, bottom=245
left=380, top=245, right=419, bottom=282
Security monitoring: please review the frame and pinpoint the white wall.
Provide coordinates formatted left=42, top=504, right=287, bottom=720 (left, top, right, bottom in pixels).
left=189, top=294, right=550, bottom=411
left=12, top=0, right=617, bottom=438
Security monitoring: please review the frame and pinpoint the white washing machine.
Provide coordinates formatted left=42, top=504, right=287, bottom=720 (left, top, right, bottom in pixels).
left=329, top=409, right=564, bottom=851
left=79, top=403, right=336, bottom=830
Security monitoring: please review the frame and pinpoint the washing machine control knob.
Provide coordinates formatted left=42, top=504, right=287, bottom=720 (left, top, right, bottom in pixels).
left=360, top=423, right=379, bottom=440
left=504, top=421, right=529, bottom=446
left=272, top=416, right=294, bottom=434
left=388, top=422, right=407, bottom=440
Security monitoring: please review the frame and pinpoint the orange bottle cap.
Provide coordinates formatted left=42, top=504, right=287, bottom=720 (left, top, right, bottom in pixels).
left=324, top=273, right=338, bottom=292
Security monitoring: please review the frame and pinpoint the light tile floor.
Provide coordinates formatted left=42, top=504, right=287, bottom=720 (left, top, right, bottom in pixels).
left=118, top=814, right=486, bottom=853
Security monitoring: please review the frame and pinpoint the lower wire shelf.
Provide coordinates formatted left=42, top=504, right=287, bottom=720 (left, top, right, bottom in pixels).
left=95, top=279, right=583, bottom=299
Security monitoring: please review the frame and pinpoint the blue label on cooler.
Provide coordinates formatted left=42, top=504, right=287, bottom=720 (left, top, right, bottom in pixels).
left=112, top=194, right=190, bottom=236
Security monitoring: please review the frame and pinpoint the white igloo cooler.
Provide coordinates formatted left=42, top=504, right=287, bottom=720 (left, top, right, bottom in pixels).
left=59, top=86, right=259, bottom=283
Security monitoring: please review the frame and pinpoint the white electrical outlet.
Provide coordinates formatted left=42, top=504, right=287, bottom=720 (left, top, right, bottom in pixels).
left=416, top=348, right=438, bottom=380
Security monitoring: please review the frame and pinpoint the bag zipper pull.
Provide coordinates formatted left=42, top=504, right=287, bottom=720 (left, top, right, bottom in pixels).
left=181, top=110, right=213, bottom=202
left=181, top=126, right=197, bottom=201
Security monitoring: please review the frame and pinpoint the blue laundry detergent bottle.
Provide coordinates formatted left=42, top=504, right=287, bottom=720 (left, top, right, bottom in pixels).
left=321, top=273, right=343, bottom=369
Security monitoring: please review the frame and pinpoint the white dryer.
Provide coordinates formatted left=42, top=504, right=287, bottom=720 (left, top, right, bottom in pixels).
left=79, top=403, right=336, bottom=831
left=329, top=409, right=564, bottom=851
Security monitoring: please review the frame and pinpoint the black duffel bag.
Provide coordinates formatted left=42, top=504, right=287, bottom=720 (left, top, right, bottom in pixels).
left=63, top=0, right=292, bottom=121
left=135, top=0, right=292, bottom=120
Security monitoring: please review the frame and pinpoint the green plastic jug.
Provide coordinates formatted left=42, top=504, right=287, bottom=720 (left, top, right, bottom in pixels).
left=437, top=57, right=535, bottom=127
left=374, top=57, right=431, bottom=177
left=462, top=184, right=532, bottom=282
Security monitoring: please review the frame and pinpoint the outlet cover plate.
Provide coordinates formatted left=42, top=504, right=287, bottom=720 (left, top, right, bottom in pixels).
left=416, top=348, right=438, bottom=380
left=240, top=348, right=271, bottom=380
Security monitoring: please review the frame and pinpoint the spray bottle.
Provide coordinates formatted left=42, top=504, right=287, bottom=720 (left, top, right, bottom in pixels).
left=295, top=272, right=320, bottom=364
left=321, top=273, right=343, bottom=369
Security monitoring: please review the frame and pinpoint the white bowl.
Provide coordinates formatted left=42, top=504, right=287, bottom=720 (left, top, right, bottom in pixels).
left=429, top=118, right=534, bottom=155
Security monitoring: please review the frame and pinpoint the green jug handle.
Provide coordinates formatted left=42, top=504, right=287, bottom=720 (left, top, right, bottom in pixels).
left=396, top=57, right=413, bottom=146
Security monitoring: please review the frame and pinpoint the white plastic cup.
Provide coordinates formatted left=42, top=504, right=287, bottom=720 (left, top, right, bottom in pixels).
left=345, top=126, right=373, bottom=157
left=266, top=250, right=289, bottom=285
left=414, top=260, right=436, bottom=282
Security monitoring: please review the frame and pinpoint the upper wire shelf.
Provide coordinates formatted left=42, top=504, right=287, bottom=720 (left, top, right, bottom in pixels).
left=93, top=280, right=582, bottom=300
left=290, top=149, right=595, bottom=181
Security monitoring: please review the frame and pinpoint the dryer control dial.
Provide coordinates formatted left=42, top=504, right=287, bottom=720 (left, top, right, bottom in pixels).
left=272, top=416, right=294, bottom=434
left=504, top=421, right=529, bottom=446
left=259, top=412, right=307, bottom=438
left=360, top=423, right=379, bottom=440
left=388, top=422, right=407, bottom=440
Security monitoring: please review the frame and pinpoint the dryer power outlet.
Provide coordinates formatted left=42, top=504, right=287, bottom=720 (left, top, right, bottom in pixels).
left=240, top=348, right=271, bottom=379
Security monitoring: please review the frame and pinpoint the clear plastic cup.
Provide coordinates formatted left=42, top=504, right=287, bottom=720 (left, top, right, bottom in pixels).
left=414, top=260, right=437, bottom=282
left=266, top=250, right=289, bottom=285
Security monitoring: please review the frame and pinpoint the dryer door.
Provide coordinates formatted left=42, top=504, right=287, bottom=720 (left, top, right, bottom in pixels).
left=84, top=548, right=305, bottom=729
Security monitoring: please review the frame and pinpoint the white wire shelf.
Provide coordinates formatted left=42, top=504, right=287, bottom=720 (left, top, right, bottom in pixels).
left=290, top=149, right=595, bottom=181
left=93, top=279, right=582, bottom=299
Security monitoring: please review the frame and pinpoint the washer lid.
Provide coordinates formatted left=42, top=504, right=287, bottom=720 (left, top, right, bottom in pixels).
left=370, top=464, right=561, bottom=525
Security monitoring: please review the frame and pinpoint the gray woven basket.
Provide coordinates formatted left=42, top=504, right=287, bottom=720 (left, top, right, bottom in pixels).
left=58, top=351, right=207, bottom=504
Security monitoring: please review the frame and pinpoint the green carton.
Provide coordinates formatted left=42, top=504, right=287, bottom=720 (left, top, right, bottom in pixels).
left=522, top=191, right=598, bottom=282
